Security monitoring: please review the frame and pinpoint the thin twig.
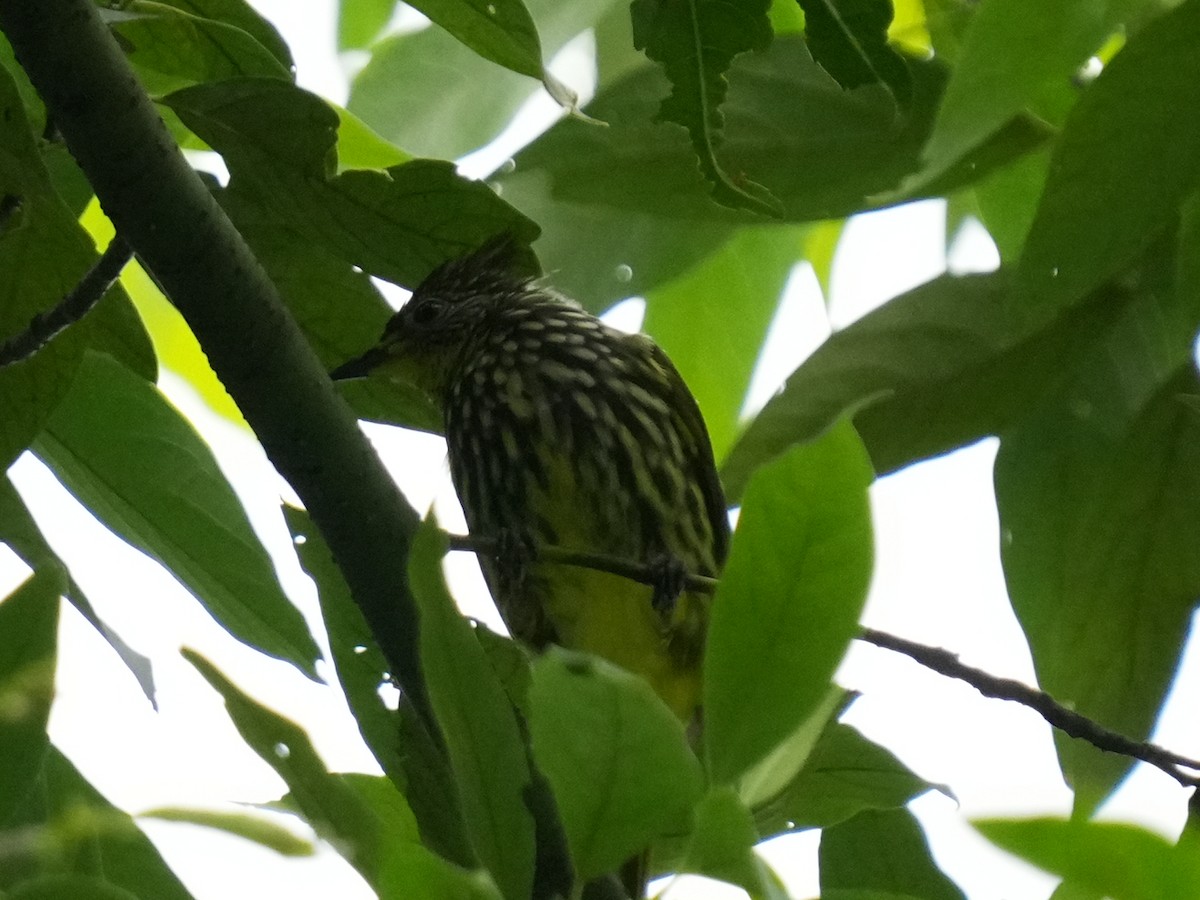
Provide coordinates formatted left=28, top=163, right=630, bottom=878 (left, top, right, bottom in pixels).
left=447, top=533, right=1200, bottom=789
left=0, top=234, right=134, bottom=368
left=859, top=628, right=1200, bottom=788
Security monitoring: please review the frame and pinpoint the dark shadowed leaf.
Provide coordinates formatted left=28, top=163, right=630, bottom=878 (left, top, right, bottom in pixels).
left=705, top=420, right=874, bottom=784
left=820, top=808, right=966, bottom=900
left=36, top=353, right=321, bottom=679
left=630, top=0, right=780, bottom=215
left=799, top=0, right=912, bottom=103
left=528, top=649, right=703, bottom=880
left=165, top=78, right=538, bottom=290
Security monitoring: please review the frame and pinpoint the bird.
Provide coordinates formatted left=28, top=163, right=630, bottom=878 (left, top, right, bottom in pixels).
left=331, top=237, right=729, bottom=723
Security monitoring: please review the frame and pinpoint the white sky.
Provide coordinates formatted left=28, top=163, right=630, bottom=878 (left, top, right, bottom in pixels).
left=2, top=3, right=1197, bottom=899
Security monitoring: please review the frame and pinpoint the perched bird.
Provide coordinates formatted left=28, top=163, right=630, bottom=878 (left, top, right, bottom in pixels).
left=332, top=238, right=729, bottom=722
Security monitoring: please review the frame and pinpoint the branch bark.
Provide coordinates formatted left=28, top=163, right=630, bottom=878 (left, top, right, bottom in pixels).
left=0, top=0, right=431, bottom=723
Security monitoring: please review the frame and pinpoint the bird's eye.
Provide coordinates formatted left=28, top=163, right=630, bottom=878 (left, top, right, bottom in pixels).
left=409, top=299, right=442, bottom=326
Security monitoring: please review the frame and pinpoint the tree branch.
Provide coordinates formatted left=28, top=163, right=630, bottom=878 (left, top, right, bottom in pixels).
left=0, top=235, right=133, bottom=368
left=0, top=0, right=432, bottom=726
left=449, top=533, right=1200, bottom=789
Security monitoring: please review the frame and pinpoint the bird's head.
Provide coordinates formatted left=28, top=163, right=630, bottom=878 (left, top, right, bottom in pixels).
left=330, top=236, right=537, bottom=401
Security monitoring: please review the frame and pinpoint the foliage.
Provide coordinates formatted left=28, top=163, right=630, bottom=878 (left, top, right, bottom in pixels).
left=2, top=0, right=1199, bottom=896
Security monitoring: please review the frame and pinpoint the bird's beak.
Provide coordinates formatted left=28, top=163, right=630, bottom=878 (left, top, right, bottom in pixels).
left=330, top=345, right=388, bottom=381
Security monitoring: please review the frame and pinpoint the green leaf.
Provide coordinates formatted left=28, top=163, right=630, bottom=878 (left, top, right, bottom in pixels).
left=139, top=807, right=315, bottom=856
left=409, top=520, right=537, bottom=900
left=798, top=0, right=912, bottom=103
left=0, top=65, right=153, bottom=470
left=407, top=0, right=544, bottom=80
left=643, top=226, right=801, bottom=461
left=339, top=0, right=397, bottom=49
left=0, top=569, right=62, bottom=827
left=0, top=475, right=156, bottom=707
left=111, top=3, right=292, bottom=97
left=35, top=352, right=321, bottom=679
left=219, top=187, right=441, bottom=433
left=996, top=365, right=1200, bottom=812
left=527, top=649, right=704, bottom=881
left=752, top=722, right=939, bottom=836
left=347, top=0, right=618, bottom=160
left=922, top=0, right=1134, bottom=177
left=511, top=37, right=1039, bottom=224
left=184, top=650, right=401, bottom=887
left=820, top=808, right=966, bottom=900
left=630, top=0, right=781, bottom=215
left=1017, top=0, right=1200, bottom=316
left=0, top=747, right=193, bottom=898
left=152, top=0, right=294, bottom=69
left=705, top=419, right=874, bottom=784
left=165, top=78, right=538, bottom=289
left=976, top=818, right=1200, bottom=900
left=681, top=786, right=788, bottom=900
left=282, top=504, right=474, bottom=867
left=720, top=271, right=1135, bottom=499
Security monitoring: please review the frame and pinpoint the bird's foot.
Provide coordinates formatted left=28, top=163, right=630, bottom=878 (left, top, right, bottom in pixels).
left=648, top=552, right=688, bottom=621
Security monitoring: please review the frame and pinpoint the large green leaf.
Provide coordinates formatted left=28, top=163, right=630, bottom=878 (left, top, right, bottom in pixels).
left=347, top=0, right=618, bottom=160
left=642, top=226, right=802, bottom=462
left=35, top=352, right=320, bottom=678
left=720, top=271, right=1134, bottom=501
left=630, top=0, right=779, bottom=215
left=153, top=0, right=293, bottom=68
left=110, top=3, right=292, bottom=97
left=527, top=649, right=704, bottom=881
left=820, top=808, right=966, bottom=900
left=510, top=36, right=1046, bottom=224
left=996, top=364, right=1200, bottom=812
left=164, top=78, right=538, bottom=290
left=752, top=722, right=938, bottom=837
left=0, top=747, right=193, bottom=898
left=0, top=475, right=156, bottom=707
left=1017, top=0, right=1200, bottom=316
left=0, top=569, right=61, bottom=827
left=282, top=504, right=474, bottom=867
left=409, top=520, right=537, bottom=900
left=705, top=419, right=874, bottom=784
left=922, top=0, right=1137, bottom=178
left=976, top=818, right=1200, bottom=900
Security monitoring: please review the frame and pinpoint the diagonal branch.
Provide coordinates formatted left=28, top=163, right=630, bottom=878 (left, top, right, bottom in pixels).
left=450, top=533, right=1200, bottom=789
